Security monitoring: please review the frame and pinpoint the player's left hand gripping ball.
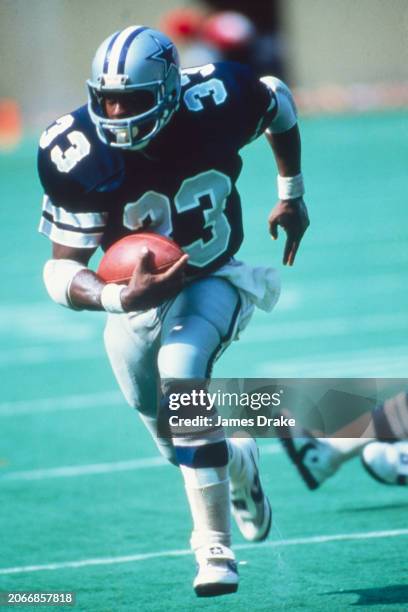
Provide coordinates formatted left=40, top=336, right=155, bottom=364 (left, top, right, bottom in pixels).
left=97, top=232, right=185, bottom=283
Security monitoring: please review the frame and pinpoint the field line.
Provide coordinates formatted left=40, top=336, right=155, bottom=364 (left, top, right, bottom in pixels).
left=0, top=345, right=103, bottom=366
left=257, top=345, right=408, bottom=377
left=0, top=391, right=123, bottom=417
left=1, top=445, right=281, bottom=482
left=1, top=528, right=407, bottom=575
left=1, top=457, right=167, bottom=481
left=242, top=312, right=408, bottom=344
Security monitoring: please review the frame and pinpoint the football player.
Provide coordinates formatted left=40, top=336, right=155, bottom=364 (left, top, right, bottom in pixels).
left=38, top=26, right=309, bottom=596
left=278, top=391, right=408, bottom=489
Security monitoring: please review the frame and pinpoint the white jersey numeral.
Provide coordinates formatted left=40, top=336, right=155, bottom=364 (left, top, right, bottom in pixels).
left=40, top=114, right=91, bottom=173
left=123, top=191, right=172, bottom=236
left=50, top=131, right=91, bottom=173
left=123, top=170, right=232, bottom=267
left=183, top=79, right=227, bottom=112
left=39, top=115, right=74, bottom=149
left=174, top=171, right=231, bottom=267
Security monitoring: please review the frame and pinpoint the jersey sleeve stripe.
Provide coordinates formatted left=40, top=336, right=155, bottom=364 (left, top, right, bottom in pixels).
left=41, top=210, right=106, bottom=234
left=38, top=217, right=103, bottom=248
left=42, top=196, right=108, bottom=230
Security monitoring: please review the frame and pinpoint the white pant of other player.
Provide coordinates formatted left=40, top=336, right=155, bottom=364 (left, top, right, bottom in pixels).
left=104, top=261, right=279, bottom=596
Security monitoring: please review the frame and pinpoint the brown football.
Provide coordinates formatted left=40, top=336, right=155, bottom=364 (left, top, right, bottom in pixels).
left=97, top=232, right=184, bottom=283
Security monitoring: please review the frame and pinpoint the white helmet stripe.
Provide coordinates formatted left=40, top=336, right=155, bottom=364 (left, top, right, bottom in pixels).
left=107, top=25, right=142, bottom=75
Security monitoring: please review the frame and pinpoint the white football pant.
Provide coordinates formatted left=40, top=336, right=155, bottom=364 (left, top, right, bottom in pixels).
left=104, top=276, right=253, bottom=462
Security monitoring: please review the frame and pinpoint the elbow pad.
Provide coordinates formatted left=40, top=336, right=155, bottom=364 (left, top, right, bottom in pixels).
left=43, top=259, right=86, bottom=308
left=260, top=76, right=298, bottom=134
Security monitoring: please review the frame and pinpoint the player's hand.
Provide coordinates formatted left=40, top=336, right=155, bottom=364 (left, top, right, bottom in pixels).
left=120, top=247, right=189, bottom=311
left=268, top=197, right=310, bottom=266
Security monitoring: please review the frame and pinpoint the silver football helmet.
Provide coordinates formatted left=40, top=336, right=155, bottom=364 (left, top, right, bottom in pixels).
left=87, top=26, right=181, bottom=149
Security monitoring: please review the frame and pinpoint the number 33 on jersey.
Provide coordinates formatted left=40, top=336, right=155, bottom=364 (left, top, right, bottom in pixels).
left=38, top=62, right=276, bottom=275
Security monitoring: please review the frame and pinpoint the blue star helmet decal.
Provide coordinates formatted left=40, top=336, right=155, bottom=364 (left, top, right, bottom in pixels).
left=147, top=36, right=178, bottom=76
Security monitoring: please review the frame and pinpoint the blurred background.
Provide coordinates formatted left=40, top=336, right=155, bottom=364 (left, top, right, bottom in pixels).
left=1, top=2, right=408, bottom=610
left=1, top=0, right=408, bottom=135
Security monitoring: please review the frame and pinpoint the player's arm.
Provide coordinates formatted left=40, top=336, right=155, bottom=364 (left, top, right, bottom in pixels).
left=260, top=76, right=310, bottom=266
left=44, top=241, right=188, bottom=313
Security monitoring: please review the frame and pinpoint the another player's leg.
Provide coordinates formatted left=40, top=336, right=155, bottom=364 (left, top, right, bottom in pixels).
left=361, top=440, right=408, bottom=485
left=278, top=391, right=408, bottom=489
left=277, top=416, right=357, bottom=489
left=360, top=391, right=408, bottom=485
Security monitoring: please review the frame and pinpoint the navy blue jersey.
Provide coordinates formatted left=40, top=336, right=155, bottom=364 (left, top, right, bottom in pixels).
left=38, top=62, right=276, bottom=275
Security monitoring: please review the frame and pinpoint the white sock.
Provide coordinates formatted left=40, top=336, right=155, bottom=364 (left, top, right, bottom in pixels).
left=180, top=463, right=231, bottom=550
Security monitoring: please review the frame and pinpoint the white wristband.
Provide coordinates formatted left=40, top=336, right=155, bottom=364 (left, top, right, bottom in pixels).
left=100, top=283, right=126, bottom=313
left=277, top=173, right=305, bottom=200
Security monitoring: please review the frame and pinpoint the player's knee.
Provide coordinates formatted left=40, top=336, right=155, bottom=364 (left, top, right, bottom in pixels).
left=158, top=343, right=210, bottom=379
left=158, top=316, right=220, bottom=379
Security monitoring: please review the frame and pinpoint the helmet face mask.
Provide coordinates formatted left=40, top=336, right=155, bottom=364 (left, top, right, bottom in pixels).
left=87, top=26, right=181, bottom=149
